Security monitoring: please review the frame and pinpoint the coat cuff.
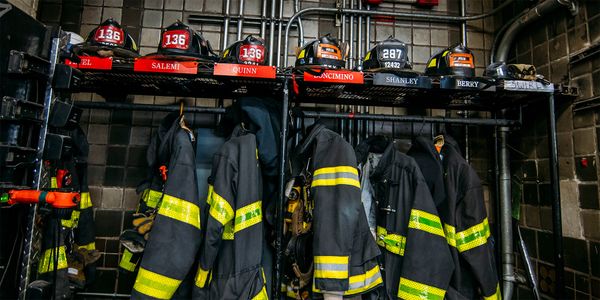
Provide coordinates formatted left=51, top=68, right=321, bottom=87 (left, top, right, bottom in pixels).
left=195, top=267, right=211, bottom=288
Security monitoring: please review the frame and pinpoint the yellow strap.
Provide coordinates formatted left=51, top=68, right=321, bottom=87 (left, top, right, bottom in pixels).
left=61, top=210, right=80, bottom=228
left=209, top=191, right=234, bottom=226
left=51, top=177, right=58, bottom=189
left=119, top=249, right=136, bottom=272
left=78, top=242, right=96, bottom=251
left=38, top=246, right=68, bottom=274
left=408, top=209, right=445, bottom=238
left=158, top=194, right=201, bottom=229
left=80, top=192, right=93, bottom=209
left=251, top=285, right=269, bottom=300
left=234, top=201, right=262, bottom=233
left=133, top=267, right=181, bottom=299
left=194, top=267, right=211, bottom=288
left=142, top=189, right=163, bottom=209
left=398, top=277, right=446, bottom=300
left=483, top=284, right=502, bottom=300
left=376, top=226, right=406, bottom=256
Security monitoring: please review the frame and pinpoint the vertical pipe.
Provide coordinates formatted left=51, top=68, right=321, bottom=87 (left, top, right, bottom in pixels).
left=294, top=0, right=304, bottom=46
left=260, top=0, right=268, bottom=39
left=275, top=0, right=284, bottom=67
left=498, top=126, right=514, bottom=300
left=274, top=79, right=290, bottom=299
left=236, top=0, right=245, bottom=41
left=19, top=36, right=61, bottom=300
left=547, top=93, right=564, bottom=299
left=460, top=0, right=467, bottom=45
left=222, top=0, right=232, bottom=50
left=267, top=0, right=276, bottom=65
left=341, top=0, right=347, bottom=44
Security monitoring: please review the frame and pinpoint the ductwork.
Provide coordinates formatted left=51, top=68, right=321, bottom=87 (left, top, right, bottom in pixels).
left=493, top=0, right=577, bottom=63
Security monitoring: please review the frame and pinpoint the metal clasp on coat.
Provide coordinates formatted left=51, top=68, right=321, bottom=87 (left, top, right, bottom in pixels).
left=380, top=205, right=396, bottom=213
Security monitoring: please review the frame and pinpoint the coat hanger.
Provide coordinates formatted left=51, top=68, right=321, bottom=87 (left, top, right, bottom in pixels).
left=179, top=101, right=192, bottom=133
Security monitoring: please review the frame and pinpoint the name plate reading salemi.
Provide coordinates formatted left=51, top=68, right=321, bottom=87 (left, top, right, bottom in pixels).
left=440, top=77, right=496, bottom=91
left=65, top=56, right=113, bottom=70
left=303, top=70, right=364, bottom=84
left=372, top=73, right=432, bottom=88
left=213, top=63, right=277, bottom=79
left=502, top=80, right=554, bottom=92
left=133, top=58, right=198, bottom=74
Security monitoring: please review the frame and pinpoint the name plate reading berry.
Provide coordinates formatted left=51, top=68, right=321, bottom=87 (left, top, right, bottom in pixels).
left=133, top=58, right=198, bottom=74
left=502, top=80, right=554, bottom=92
left=440, top=77, right=496, bottom=91
left=372, top=73, right=432, bottom=88
left=65, top=57, right=113, bottom=70
left=213, top=63, right=276, bottom=79
left=303, top=70, right=364, bottom=84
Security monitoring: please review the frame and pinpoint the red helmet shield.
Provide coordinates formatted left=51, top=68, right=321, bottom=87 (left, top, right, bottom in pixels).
left=93, top=25, right=125, bottom=46
left=161, top=29, right=191, bottom=50
left=238, top=44, right=266, bottom=64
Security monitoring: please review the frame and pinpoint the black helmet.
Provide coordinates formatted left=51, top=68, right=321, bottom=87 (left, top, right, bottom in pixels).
left=295, top=34, right=348, bottom=69
left=485, top=62, right=510, bottom=79
left=425, top=43, right=475, bottom=77
left=220, top=35, right=267, bottom=65
left=157, top=21, right=216, bottom=59
left=363, top=37, right=412, bottom=71
left=74, top=18, right=139, bottom=58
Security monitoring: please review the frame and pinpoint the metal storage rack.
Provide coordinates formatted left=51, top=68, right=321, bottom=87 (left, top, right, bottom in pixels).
left=48, top=56, right=578, bottom=299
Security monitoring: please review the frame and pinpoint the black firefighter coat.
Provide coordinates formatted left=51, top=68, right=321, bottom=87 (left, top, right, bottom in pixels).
left=356, top=136, right=454, bottom=300
left=194, top=126, right=267, bottom=300
left=131, top=113, right=202, bottom=299
left=292, top=123, right=383, bottom=296
left=408, top=136, right=500, bottom=300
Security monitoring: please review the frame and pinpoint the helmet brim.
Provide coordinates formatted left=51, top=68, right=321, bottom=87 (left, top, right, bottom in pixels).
left=73, top=43, right=140, bottom=58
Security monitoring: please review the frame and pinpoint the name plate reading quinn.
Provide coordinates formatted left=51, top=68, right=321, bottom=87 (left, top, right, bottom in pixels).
left=440, top=77, right=496, bottom=92
left=372, top=73, right=432, bottom=88
left=134, top=58, right=198, bottom=74
left=502, top=80, right=554, bottom=92
left=213, top=63, right=277, bottom=79
left=303, top=70, right=364, bottom=84
left=65, top=56, right=113, bottom=70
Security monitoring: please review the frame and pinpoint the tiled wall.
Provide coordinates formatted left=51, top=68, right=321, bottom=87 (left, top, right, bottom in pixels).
left=34, top=0, right=499, bottom=295
left=506, top=1, right=600, bottom=299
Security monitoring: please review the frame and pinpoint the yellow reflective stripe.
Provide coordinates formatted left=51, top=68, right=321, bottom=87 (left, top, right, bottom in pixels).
left=312, top=178, right=361, bottom=188
left=195, top=267, right=210, bottom=288
left=142, top=189, right=163, bottom=209
left=209, top=191, right=234, bottom=226
left=345, top=264, right=383, bottom=295
left=119, top=249, right=136, bottom=272
left=398, top=277, right=446, bottom=300
left=376, top=226, right=406, bottom=256
left=313, top=166, right=358, bottom=176
left=222, top=223, right=234, bottom=240
left=158, top=194, right=201, bottom=229
left=206, top=184, right=214, bottom=205
left=408, top=209, right=445, bottom=238
left=134, top=267, right=181, bottom=299
left=80, top=192, right=92, bottom=209
left=51, top=177, right=58, bottom=189
left=61, top=210, right=80, bottom=228
left=251, top=285, right=268, bottom=300
left=78, top=242, right=96, bottom=251
left=234, top=201, right=262, bottom=233
left=445, top=219, right=491, bottom=252
left=314, top=255, right=349, bottom=279
left=38, top=246, right=68, bottom=274
left=484, top=284, right=502, bottom=300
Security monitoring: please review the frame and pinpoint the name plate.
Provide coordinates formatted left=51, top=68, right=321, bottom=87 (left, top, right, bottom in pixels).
left=303, top=70, right=364, bottom=84
left=213, top=63, right=276, bottom=79
left=502, top=80, right=554, bottom=92
left=134, top=58, right=198, bottom=74
left=372, top=73, right=432, bottom=88
left=440, top=77, right=496, bottom=91
left=65, top=56, right=113, bottom=70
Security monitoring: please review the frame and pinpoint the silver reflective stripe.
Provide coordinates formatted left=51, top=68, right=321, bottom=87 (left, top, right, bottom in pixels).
left=313, top=172, right=359, bottom=181
left=315, top=263, right=348, bottom=272
left=348, top=269, right=382, bottom=290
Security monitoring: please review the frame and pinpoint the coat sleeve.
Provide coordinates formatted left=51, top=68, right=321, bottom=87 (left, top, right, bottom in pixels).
left=195, top=153, right=237, bottom=288
left=311, top=140, right=362, bottom=292
left=398, top=168, right=454, bottom=300
left=452, top=168, right=500, bottom=299
left=132, top=133, right=202, bottom=300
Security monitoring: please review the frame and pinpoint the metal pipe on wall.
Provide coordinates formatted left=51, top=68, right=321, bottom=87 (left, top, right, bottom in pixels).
left=275, top=0, right=284, bottom=67
left=260, top=0, right=268, bottom=38
left=460, top=0, right=467, bottom=45
left=294, top=0, right=304, bottom=46
left=236, top=0, right=245, bottom=41
left=348, top=0, right=355, bottom=69
left=498, top=126, right=515, bottom=300
left=268, top=0, right=276, bottom=65
left=222, top=0, right=232, bottom=50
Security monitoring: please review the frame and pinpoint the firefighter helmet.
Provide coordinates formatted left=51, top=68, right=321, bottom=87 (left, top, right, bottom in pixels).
left=157, top=20, right=216, bottom=60
left=425, top=43, right=475, bottom=77
left=362, top=36, right=412, bottom=71
left=74, top=18, right=139, bottom=58
left=220, top=35, right=267, bottom=65
left=295, top=34, right=348, bottom=69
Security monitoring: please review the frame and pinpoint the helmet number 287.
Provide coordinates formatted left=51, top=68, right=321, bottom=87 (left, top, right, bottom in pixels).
left=381, top=48, right=403, bottom=60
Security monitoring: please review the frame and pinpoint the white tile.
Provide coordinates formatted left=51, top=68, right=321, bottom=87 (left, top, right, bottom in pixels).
left=102, top=7, right=122, bottom=23
left=142, top=9, right=162, bottom=28
left=140, top=28, right=161, bottom=47
left=82, top=6, right=103, bottom=25
left=164, top=0, right=183, bottom=10
left=184, top=0, right=204, bottom=12
left=163, top=10, right=183, bottom=25
left=144, top=0, right=163, bottom=9
left=104, top=0, right=123, bottom=7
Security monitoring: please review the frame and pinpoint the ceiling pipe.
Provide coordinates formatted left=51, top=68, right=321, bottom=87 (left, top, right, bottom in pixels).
left=493, top=0, right=578, bottom=63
